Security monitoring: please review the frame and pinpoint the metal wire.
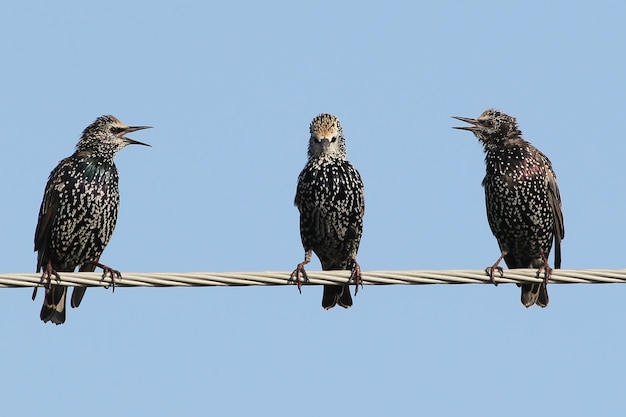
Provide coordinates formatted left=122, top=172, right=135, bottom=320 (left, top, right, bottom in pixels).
left=1, top=269, right=626, bottom=289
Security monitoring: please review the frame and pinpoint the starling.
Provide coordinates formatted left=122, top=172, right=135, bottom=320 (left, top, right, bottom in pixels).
left=290, top=113, right=365, bottom=309
left=34, top=115, right=151, bottom=324
left=453, top=109, right=564, bottom=307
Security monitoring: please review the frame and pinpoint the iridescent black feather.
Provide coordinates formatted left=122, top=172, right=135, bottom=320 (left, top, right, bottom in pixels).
left=34, top=115, right=150, bottom=324
left=454, top=109, right=564, bottom=307
left=291, top=113, right=365, bottom=309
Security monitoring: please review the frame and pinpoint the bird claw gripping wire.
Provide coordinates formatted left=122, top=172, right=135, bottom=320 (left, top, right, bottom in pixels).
left=536, top=249, right=553, bottom=285
left=288, top=263, right=310, bottom=294
left=91, top=261, right=122, bottom=292
left=485, top=265, right=504, bottom=286
left=32, top=261, right=61, bottom=300
left=350, top=260, right=363, bottom=296
left=536, top=264, right=552, bottom=285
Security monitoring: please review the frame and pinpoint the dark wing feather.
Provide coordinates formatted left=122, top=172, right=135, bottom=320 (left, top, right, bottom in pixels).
left=71, top=260, right=97, bottom=308
left=537, top=149, right=564, bottom=268
left=34, top=158, right=70, bottom=271
left=546, top=164, right=564, bottom=269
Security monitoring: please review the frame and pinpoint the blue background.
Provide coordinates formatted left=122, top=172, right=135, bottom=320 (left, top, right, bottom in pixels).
left=1, top=1, right=625, bottom=416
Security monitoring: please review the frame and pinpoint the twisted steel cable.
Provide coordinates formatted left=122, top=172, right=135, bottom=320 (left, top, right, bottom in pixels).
left=1, top=269, right=625, bottom=289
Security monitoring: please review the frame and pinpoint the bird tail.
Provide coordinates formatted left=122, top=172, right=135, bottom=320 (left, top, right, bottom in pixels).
left=71, top=287, right=86, bottom=308
left=520, top=283, right=549, bottom=308
left=40, top=285, right=67, bottom=324
left=71, top=262, right=95, bottom=308
left=322, top=285, right=352, bottom=310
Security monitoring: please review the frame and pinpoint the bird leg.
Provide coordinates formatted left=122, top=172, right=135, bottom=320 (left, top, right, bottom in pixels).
left=288, top=251, right=312, bottom=294
left=536, top=249, right=552, bottom=285
left=485, top=251, right=507, bottom=286
left=89, top=260, right=122, bottom=292
left=32, top=260, right=61, bottom=300
left=350, top=259, right=363, bottom=296
left=288, top=261, right=310, bottom=294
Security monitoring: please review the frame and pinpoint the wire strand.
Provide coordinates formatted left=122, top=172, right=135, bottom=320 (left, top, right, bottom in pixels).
left=1, top=269, right=625, bottom=289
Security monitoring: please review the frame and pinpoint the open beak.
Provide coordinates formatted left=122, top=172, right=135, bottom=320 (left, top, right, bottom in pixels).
left=122, top=125, right=152, bottom=146
left=452, top=116, right=480, bottom=131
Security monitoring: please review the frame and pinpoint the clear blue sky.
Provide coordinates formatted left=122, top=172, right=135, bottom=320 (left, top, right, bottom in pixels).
left=2, top=1, right=625, bottom=416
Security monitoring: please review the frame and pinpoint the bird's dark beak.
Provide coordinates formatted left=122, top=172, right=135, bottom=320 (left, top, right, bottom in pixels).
left=452, top=116, right=479, bottom=131
left=125, top=125, right=152, bottom=133
left=320, top=138, right=331, bottom=149
left=123, top=126, right=152, bottom=147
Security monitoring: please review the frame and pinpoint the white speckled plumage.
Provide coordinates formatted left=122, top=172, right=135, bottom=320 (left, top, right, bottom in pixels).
left=454, top=109, right=564, bottom=307
left=34, top=115, right=150, bottom=324
left=291, top=114, right=365, bottom=309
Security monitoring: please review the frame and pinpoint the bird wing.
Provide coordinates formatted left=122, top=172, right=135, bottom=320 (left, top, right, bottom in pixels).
left=539, top=150, right=565, bottom=268
left=34, top=158, right=71, bottom=271
left=547, top=167, right=564, bottom=268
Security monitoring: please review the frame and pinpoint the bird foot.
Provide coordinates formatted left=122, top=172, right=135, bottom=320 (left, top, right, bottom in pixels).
left=537, top=249, right=553, bottom=285
left=91, top=261, right=122, bottom=292
left=485, top=251, right=507, bottom=287
left=536, top=263, right=552, bottom=285
left=350, top=260, right=363, bottom=296
left=485, top=266, right=504, bottom=286
left=32, top=261, right=61, bottom=300
left=288, top=262, right=310, bottom=294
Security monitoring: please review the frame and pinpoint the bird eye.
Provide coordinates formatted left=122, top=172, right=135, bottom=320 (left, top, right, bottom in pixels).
left=110, top=126, right=123, bottom=134
left=481, top=120, right=493, bottom=128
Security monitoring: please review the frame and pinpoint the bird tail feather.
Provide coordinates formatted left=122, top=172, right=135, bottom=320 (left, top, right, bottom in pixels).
left=71, top=287, right=87, bottom=308
left=521, top=283, right=549, bottom=308
left=71, top=262, right=96, bottom=308
left=322, top=285, right=352, bottom=310
left=40, top=285, right=67, bottom=324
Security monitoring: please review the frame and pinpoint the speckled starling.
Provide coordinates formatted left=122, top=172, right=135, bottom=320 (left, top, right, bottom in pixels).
left=34, top=115, right=151, bottom=324
left=290, top=113, right=365, bottom=309
left=453, top=109, right=564, bottom=307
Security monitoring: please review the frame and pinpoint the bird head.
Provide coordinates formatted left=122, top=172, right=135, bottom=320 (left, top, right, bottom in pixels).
left=77, top=115, right=151, bottom=157
left=453, top=109, right=522, bottom=147
left=308, top=113, right=347, bottom=159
